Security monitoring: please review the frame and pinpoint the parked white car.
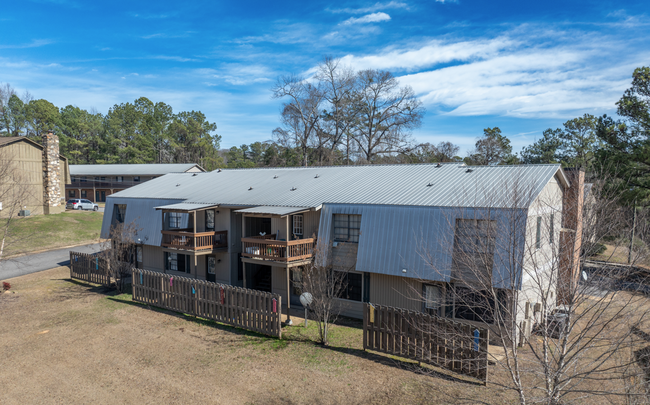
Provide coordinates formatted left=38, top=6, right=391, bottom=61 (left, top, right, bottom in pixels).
left=66, top=199, right=99, bottom=211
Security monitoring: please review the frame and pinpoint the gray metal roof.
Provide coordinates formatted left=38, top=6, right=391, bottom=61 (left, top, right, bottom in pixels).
left=155, top=202, right=219, bottom=211
left=234, top=206, right=312, bottom=216
left=110, top=163, right=564, bottom=209
left=70, top=163, right=204, bottom=176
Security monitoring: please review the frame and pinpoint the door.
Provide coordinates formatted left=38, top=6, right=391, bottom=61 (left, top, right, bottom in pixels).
left=290, top=267, right=303, bottom=307
left=96, top=190, right=106, bottom=202
left=248, top=263, right=272, bottom=292
left=206, top=256, right=216, bottom=282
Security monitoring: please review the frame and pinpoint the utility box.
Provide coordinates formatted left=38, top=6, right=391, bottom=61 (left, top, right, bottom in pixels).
left=18, top=210, right=30, bottom=217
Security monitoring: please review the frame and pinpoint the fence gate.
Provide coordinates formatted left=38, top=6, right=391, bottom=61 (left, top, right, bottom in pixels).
left=363, top=303, right=489, bottom=384
left=132, top=268, right=283, bottom=338
left=69, top=251, right=111, bottom=287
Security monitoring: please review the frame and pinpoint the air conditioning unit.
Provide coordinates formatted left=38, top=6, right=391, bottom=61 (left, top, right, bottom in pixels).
left=18, top=210, right=30, bottom=217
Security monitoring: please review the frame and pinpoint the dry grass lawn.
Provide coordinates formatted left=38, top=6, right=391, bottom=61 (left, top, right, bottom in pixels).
left=0, top=267, right=515, bottom=405
left=3, top=267, right=648, bottom=404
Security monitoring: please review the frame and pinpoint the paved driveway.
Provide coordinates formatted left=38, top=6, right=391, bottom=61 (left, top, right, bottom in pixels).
left=1, top=243, right=102, bottom=280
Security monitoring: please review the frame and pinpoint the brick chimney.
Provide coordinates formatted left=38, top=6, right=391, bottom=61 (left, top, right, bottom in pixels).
left=557, top=168, right=585, bottom=305
left=42, top=132, right=61, bottom=215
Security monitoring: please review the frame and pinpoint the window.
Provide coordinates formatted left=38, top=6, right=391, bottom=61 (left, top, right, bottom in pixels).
left=136, top=246, right=143, bottom=264
left=536, top=216, right=542, bottom=249
left=80, top=176, right=87, bottom=182
left=549, top=213, right=555, bottom=245
left=293, top=214, right=303, bottom=236
left=205, top=210, right=215, bottom=231
left=101, top=177, right=106, bottom=181
left=333, top=214, right=361, bottom=243
left=336, top=271, right=362, bottom=302
left=425, top=285, right=443, bottom=315
left=68, top=190, right=75, bottom=198
left=113, top=204, right=127, bottom=224
left=207, top=257, right=216, bottom=275
left=165, top=252, right=190, bottom=273
left=451, top=219, right=496, bottom=283
left=134, top=176, right=140, bottom=182
left=115, top=176, right=123, bottom=182
left=169, top=212, right=182, bottom=229
left=454, top=286, right=495, bottom=323
left=81, top=190, right=87, bottom=198
left=94, top=176, right=99, bottom=181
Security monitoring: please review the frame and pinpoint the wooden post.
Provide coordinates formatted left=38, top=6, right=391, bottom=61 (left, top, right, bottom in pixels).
left=242, top=262, right=247, bottom=288
left=194, top=254, right=198, bottom=279
left=286, top=266, right=291, bottom=323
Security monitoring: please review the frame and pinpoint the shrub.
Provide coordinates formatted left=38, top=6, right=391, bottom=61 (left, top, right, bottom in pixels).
left=2, top=282, right=10, bottom=291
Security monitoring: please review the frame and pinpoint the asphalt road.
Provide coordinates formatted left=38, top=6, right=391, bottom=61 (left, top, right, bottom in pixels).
left=1, top=243, right=102, bottom=280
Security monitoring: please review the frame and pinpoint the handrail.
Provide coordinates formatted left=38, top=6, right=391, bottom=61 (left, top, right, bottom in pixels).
left=161, top=230, right=228, bottom=251
left=241, top=237, right=315, bottom=262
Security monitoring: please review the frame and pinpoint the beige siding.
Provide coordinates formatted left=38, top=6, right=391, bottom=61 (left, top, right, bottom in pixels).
left=143, top=245, right=164, bottom=271
left=185, top=166, right=202, bottom=173
left=369, top=273, right=423, bottom=311
left=271, top=216, right=289, bottom=240
left=212, top=252, right=230, bottom=284
left=0, top=142, right=45, bottom=215
left=301, top=211, right=320, bottom=239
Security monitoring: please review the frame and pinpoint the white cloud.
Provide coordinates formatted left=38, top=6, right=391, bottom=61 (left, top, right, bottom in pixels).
left=328, top=1, right=408, bottom=14
left=341, top=12, right=391, bottom=25
left=196, top=64, right=274, bottom=86
left=321, top=29, right=648, bottom=119
left=0, top=39, right=54, bottom=49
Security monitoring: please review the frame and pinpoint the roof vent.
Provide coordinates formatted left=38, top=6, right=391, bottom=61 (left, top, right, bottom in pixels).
left=290, top=187, right=297, bottom=191
left=427, top=182, right=433, bottom=187
left=273, top=175, right=278, bottom=179
left=192, top=173, right=198, bottom=176
left=435, top=163, right=442, bottom=168
left=466, top=168, right=473, bottom=173
left=248, top=186, right=253, bottom=191
left=176, top=183, right=181, bottom=187
left=218, top=169, right=222, bottom=172
left=315, top=174, right=319, bottom=178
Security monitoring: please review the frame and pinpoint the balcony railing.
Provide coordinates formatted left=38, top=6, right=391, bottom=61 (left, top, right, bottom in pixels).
left=68, top=179, right=149, bottom=188
left=241, top=236, right=316, bottom=262
left=162, top=230, right=228, bottom=251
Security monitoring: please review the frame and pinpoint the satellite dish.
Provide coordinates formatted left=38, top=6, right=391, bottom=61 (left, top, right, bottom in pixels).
left=300, top=292, right=313, bottom=307
left=582, top=271, right=588, bottom=282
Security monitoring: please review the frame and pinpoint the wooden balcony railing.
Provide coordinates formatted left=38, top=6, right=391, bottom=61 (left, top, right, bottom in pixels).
left=162, top=230, right=228, bottom=251
left=241, top=237, right=316, bottom=262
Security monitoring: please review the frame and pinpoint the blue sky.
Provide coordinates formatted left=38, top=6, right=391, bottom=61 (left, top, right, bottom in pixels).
left=1, top=0, right=649, bottom=154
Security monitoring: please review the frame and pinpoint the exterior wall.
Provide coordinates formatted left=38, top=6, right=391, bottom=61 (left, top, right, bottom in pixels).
left=0, top=140, right=45, bottom=216
left=369, top=273, right=423, bottom=311
left=42, top=133, right=62, bottom=214
left=332, top=242, right=358, bottom=271
left=143, top=245, right=164, bottom=271
left=271, top=266, right=288, bottom=311
left=186, top=166, right=202, bottom=173
left=517, top=175, right=564, bottom=340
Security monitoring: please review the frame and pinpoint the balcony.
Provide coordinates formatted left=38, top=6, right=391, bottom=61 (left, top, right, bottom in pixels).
left=241, top=234, right=316, bottom=263
left=162, top=229, right=228, bottom=251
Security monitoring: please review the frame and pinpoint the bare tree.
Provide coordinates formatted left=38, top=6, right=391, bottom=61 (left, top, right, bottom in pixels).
left=350, top=69, right=424, bottom=163
left=271, top=75, right=326, bottom=167
left=100, top=221, right=141, bottom=293
left=296, top=242, right=355, bottom=345
left=412, top=169, right=650, bottom=403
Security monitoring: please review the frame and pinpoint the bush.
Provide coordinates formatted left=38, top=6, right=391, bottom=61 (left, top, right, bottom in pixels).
left=2, top=282, right=11, bottom=291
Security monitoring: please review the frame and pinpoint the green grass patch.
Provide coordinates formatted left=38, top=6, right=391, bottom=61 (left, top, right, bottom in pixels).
left=2, top=211, right=103, bottom=256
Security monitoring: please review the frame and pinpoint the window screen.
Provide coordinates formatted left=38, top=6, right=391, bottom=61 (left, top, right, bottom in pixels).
left=536, top=216, right=542, bottom=249
left=451, top=219, right=496, bottom=283
left=205, top=210, right=215, bottom=231
left=169, top=212, right=182, bottom=229
left=333, top=214, right=361, bottom=243
left=207, top=257, right=216, bottom=275
left=113, top=204, right=127, bottom=224
left=425, top=285, right=443, bottom=315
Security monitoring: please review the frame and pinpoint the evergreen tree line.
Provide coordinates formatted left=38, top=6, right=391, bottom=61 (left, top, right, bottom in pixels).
left=3, top=64, right=650, bottom=202
left=0, top=84, right=223, bottom=170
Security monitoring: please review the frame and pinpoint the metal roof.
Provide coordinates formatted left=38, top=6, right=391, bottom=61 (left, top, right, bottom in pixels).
left=70, top=163, right=204, bottom=176
left=154, top=202, right=219, bottom=211
left=234, top=206, right=312, bottom=216
left=110, top=163, right=565, bottom=209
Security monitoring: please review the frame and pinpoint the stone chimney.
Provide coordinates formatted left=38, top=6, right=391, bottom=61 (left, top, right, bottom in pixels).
left=42, top=132, right=61, bottom=215
left=557, top=168, right=585, bottom=306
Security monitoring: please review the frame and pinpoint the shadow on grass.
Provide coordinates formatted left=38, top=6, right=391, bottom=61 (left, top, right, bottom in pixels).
left=63, top=278, right=119, bottom=295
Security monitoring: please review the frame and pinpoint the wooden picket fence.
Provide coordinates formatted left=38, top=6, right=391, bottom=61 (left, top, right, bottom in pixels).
left=363, top=303, right=489, bottom=383
left=69, top=251, right=111, bottom=287
left=132, top=269, right=282, bottom=338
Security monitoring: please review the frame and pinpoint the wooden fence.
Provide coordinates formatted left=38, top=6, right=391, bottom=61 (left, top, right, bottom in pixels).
left=132, top=268, right=282, bottom=338
left=69, top=251, right=111, bottom=287
left=363, top=303, right=489, bottom=383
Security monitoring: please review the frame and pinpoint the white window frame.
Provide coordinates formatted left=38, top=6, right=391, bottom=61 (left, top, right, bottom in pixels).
left=293, top=214, right=303, bottom=236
